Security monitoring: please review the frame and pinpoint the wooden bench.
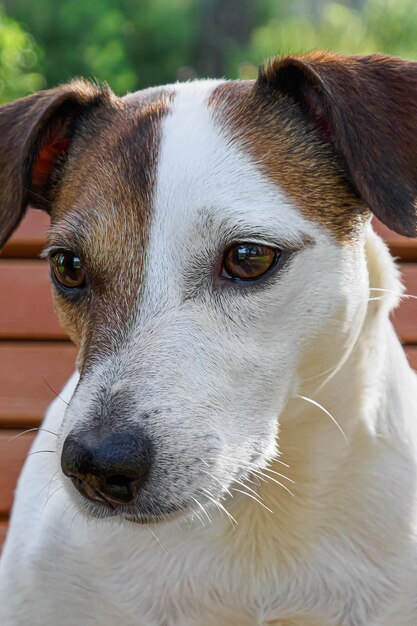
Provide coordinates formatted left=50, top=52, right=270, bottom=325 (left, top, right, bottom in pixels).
left=1, top=211, right=417, bottom=547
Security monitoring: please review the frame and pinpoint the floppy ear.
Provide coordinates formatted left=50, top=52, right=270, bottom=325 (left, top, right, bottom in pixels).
left=0, top=80, right=113, bottom=247
left=258, top=52, right=417, bottom=237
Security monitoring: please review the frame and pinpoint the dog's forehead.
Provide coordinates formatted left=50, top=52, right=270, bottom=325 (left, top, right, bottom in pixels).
left=151, top=80, right=311, bottom=246
left=52, top=78, right=366, bottom=256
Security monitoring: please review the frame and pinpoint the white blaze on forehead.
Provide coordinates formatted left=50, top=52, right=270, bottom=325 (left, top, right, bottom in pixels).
left=144, top=80, right=314, bottom=306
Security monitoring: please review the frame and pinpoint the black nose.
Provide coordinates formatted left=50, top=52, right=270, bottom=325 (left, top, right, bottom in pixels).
left=61, top=428, right=152, bottom=508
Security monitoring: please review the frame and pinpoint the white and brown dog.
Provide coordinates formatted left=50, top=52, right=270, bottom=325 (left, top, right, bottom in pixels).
left=1, top=52, right=417, bottom=626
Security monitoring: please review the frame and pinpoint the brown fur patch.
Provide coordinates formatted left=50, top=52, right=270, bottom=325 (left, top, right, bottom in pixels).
left=0, top=80, right=111, bottom=246
left=47, top=89, right=173, bottom=368
left=211, top=51, right=417, bottom=239
left=208, top=77, right=367, bottom=242
left=262, top=52, right=417, bottom=237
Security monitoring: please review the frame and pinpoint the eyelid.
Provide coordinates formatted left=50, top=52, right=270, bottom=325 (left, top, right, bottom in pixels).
left=221, top=235, right=314, bottom=254
left=41, top=245, right=83, bottom=260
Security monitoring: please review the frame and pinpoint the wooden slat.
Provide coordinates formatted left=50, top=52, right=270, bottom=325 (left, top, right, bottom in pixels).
left=0, top=260, right=66, bottom=340
left=373, top=219, right=417, bottom=261
left=0, top=432, right=34, bottom=516
left=0, top=342, right=76, bottom=428
left=0, top=520, right=8, bottom=549
left=406, top=346, right=417, bottom=370
left=2, top=210, right=49, bottom=259
left=391, top=264, right=417, bottom=344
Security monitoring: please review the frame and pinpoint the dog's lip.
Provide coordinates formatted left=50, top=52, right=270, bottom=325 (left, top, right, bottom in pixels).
left=123, top=508, right=186, bottom=525
left=77, top=495, right=185, bottom=524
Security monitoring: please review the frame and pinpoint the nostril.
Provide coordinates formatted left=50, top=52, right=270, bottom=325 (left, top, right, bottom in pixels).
left=61, top=427, right=153, bottom=508
left=105, top=475, right=133, bottom=489
left=100, top=475, right=135, bottom=504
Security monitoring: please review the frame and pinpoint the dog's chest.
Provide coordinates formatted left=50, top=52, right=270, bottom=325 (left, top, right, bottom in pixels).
left=3, top=494, right=414, bottom=626
left=75, top=524, right=399, bottom=626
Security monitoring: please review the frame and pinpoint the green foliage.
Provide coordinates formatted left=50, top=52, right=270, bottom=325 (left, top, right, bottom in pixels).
left=241, top=0, right=417, bottom=68
left=0, top=7, right=43, bottom=103
left=3, top=0, right=417, bottom=103
left=3, top=0, right=195, bottom=94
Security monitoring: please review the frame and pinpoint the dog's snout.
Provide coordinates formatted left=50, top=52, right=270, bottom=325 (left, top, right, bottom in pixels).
left=61, top=428, right=152, bottom=508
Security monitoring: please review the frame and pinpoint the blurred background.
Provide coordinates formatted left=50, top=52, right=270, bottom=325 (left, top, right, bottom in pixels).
left=2, top=0, right=417, bottom=104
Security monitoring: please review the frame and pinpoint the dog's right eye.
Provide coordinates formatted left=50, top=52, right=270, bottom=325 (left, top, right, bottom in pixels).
left=51, top=251, right=86, bottom=289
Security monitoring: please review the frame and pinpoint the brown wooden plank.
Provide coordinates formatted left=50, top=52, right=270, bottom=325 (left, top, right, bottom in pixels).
left=0, top=342, right=76, bottom=428
left=2, top=210, right=49, bottom=259
left=373, top=219, right=417, bottom=261
left=0, top=431, right=34, bottom=516
left=0, top=520, right=8, bottom=550
left=0, top=260, right=67, bottom=340
left=391, top=265, right=417, bottom=344
left=405, top=346, right=417, bottom=370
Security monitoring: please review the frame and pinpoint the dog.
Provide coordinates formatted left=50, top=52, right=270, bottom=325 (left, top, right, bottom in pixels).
left=1, top=51, right=417, bottom=626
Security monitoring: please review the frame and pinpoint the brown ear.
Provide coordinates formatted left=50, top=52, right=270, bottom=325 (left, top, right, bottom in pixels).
left=0, top=80, right=113, bottom=247
left=258, top=52, right=417, bottom=237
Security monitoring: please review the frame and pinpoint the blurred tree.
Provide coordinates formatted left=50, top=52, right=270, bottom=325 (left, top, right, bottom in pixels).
left=195, top=0, right=255, bottom=77
left=3, top=0, right=195, bottom=93
left=0, top=6, right=44, bottom=103
left=241, top=0, right=417, bottom=67
left=4, top=0, right=417, bottom=99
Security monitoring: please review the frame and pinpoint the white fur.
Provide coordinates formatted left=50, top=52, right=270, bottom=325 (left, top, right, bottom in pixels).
left=1, top=81, right=417, bottom=626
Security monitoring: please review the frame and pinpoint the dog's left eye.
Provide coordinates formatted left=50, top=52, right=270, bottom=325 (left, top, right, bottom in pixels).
left=222, top=243, right=279, bottom=281
left=51, top=251, right=86, bottom=289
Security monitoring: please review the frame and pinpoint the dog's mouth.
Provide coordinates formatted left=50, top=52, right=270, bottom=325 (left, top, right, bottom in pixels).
left=66, top=475, right=213, bottom=525
left=80, top=497, right=217, bottom=526
left=69, top=486, right=186, bottom=524
left=66, top=473, right=238, bottom=526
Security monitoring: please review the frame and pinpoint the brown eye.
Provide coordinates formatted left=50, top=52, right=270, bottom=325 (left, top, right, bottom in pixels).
left=51, top=251, right=86, bottom=289
left=222, top=243, right=278, bottom=281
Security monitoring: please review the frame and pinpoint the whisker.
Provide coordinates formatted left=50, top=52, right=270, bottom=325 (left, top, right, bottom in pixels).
left=300, top=360, right=344, bottom=384
left=201, top=488, right=238, bottom=527
left=24, top=187, right=49, bottom=205
left=296, top=394, right=350, bottom=446
left=211, top=454, right=290, bottom=470
left=232, top=478, right=264, bottom=499
left=262, top=466, right=295, bottom=483
left=252, top=469, right=295, bottom=497
left=231, top=488, right=273, bottom=514
left=244, top=473, right=262, bottom=486
left=39, top=457, right=56, bottom=474
left=40, top=485, right=64, bottom=518
left=8, top=427, right=57, bottom=442
left=60, top=498, right=75, bottom=522
left=200, top=467, right=233, bottom=498
left=190, top=496, right=210, bottom=526
left=149, top=529, right=170, bottom=553
left=189, top=508, right=206, bottom=528
left=36, top=470, right=59, bottom=502
left=27, top=449, right=55, bottom=456
left=42, top=377, right=69, bottom=406
left=70, top=509, right=81, bottom=533
left=369, top=287, right=417, bottom=299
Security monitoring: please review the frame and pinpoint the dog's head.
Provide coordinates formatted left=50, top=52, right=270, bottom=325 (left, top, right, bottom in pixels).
left=1, top=53, right=416, bottom=522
